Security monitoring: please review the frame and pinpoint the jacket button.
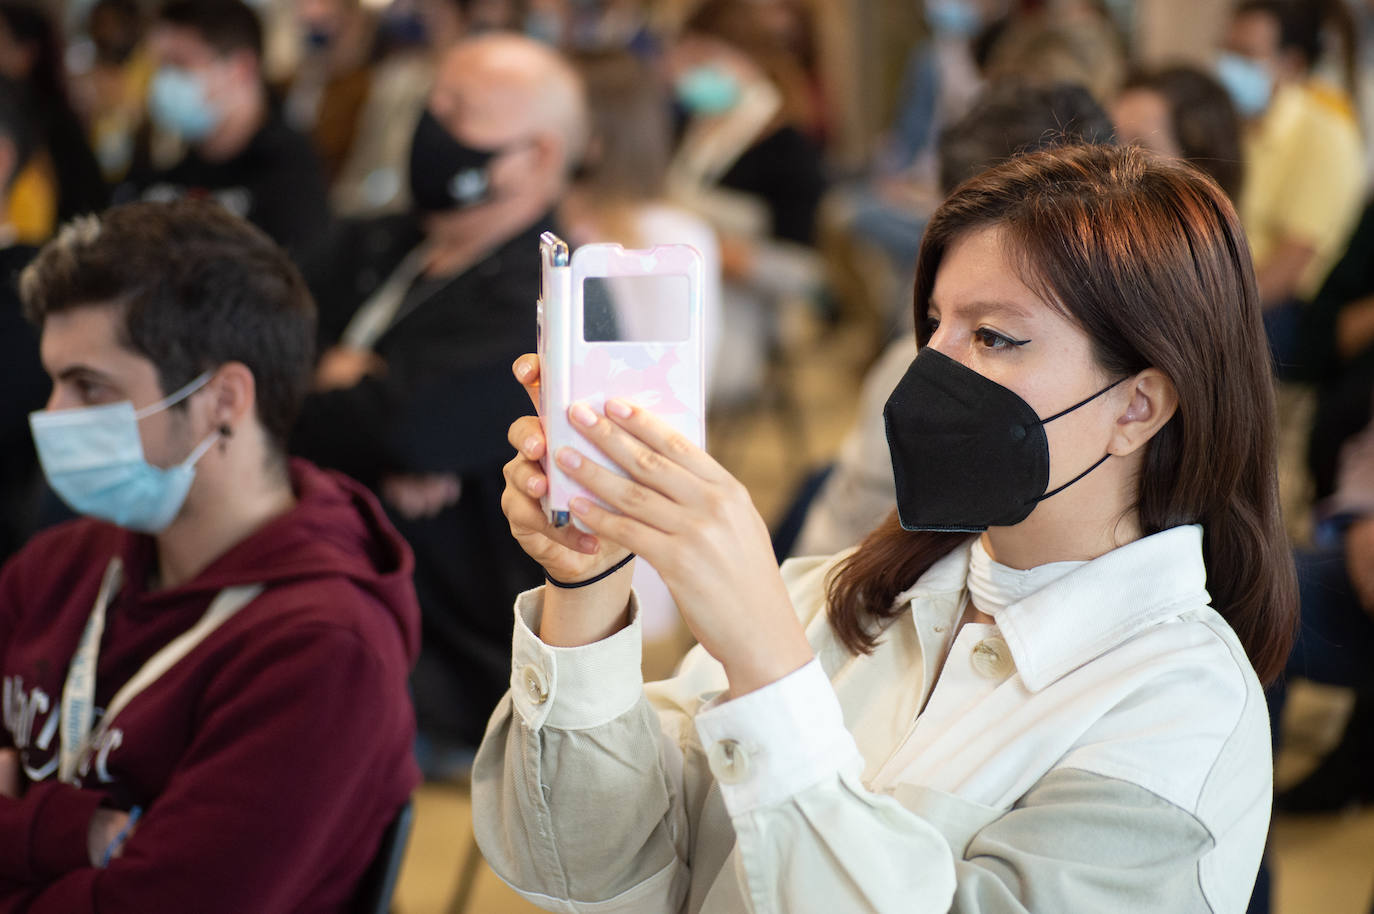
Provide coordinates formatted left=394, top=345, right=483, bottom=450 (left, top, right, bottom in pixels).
left=708, top=739, right=751, bottom=785
left=970, top=637, right=1015, bottom=679
left=521, top=664, right=549, bottom=705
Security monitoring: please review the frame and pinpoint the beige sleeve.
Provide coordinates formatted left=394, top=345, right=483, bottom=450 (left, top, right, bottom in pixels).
left=711, top=726, right=1221, bottom=914
left=470, top=588, right=698, bottom=913
left=470, top=573, right=961, bottom=914
left=947, top=768, right=1221, bottom=914
left=473, top=582, right=1230, bottom=914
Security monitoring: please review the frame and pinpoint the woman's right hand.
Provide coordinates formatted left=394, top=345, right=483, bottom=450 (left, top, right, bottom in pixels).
left=501, top=355, right=631, bottom=585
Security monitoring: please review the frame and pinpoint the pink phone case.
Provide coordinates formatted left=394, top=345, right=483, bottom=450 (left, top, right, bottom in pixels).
left=537, top=232, right=706, bottom=532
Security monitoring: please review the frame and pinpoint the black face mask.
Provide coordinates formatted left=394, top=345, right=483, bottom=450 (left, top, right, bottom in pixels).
left=407, top=109, right=504, bottom=212
left=883, top=347, right=1125, bottom=532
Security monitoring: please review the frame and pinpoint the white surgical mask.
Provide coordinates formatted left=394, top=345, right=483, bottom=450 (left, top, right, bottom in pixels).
left=29, top=372, right=218, bottom=533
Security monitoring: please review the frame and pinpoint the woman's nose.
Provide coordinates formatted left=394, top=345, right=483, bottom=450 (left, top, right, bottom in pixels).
left=924, top=325, right=966, bottom=365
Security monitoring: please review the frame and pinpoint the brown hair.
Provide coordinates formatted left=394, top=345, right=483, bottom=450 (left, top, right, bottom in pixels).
left=1121, top=66, right=1244, bottom=201
left=574, top=49, right=672, bottom=203
left=156, top=0, right=263, bottom=60
left=937, top=79, right=1113, bottom=195
left=826, top=144, right=1297, bottom=685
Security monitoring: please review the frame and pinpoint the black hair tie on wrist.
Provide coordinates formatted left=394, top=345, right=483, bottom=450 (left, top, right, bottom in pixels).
left=545, top=553, right=636, bottom=589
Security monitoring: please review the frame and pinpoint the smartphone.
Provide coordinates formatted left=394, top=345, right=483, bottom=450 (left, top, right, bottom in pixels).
left=537, top=231, right=706, bottom=531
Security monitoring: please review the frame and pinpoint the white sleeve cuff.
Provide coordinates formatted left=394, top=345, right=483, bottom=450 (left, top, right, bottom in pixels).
left=510, top=585, right=645, bottom=731
left=693, top=658, right=862, bottom=816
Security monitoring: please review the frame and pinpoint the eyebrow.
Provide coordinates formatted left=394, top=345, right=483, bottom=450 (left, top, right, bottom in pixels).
left=927, top=299, right=1035, bottom=321
left=52, top=364, right=116, bottom=385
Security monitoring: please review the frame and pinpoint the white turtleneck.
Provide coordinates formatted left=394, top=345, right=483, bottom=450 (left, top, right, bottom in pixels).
left=966, top=537, right=1088, bottom=618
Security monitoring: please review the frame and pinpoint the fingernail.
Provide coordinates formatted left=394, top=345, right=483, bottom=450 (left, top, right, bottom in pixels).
left=523, top=436, right=540, bottom=455
left=579, top=535, right=598, bottom=552
left=570, top=496, right=592, bottom=514
left=526, top=475, right=544, bottom=495
left=557, top=448, right=582, bottom=469
left=570, top=403, right=598, bottom=427
left=514, top=359, right=531, bottom=380
left=605, top=399, right=632, bottom=419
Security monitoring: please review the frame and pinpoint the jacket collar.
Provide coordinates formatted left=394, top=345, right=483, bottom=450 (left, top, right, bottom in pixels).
left=900, top=525, right=1210, bottom=692
left=891, top=536, right=973, bottom=607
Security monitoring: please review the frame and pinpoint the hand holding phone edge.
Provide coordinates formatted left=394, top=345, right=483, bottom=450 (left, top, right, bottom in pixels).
left=502, top=354, right=636, bottom=648
left=537, top=233, right=707, bottom=533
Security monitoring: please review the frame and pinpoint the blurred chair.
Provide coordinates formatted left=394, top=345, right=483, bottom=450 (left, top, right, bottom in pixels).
left=353, top=799, right=415, bottom=914
left=444, top=770, right=484, bottom=914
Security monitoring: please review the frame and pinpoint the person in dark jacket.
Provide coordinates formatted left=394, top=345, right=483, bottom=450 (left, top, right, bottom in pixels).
left=116, top=0, right=330, bottom=258
left=1303, top=202, right=1374, bottom=500
left=292, top=32, right=589, bottom=767
left=0, top=79, right=46, bottom=561
left=0, top=198, right=419, bottom=912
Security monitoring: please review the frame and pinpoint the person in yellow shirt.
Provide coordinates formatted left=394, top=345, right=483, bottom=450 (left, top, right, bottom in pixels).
left=1217, top=0, right=1364, bottom=377
left=4, top=157, right=55, bottom=244
left=78, top=0, right=156, bottom=183
left=0, top=0, right=108, bottom=242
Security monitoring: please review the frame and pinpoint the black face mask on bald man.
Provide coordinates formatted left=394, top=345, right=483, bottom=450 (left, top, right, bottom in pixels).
left=407, top=109, right=525, bottom=212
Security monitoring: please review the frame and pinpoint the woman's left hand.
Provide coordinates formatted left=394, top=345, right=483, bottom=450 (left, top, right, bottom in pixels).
left=556, top=398, right=814, bottom=697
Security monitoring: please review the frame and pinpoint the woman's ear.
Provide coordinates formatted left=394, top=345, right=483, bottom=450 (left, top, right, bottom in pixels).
left=1108, top=368, right=1178, bottom=458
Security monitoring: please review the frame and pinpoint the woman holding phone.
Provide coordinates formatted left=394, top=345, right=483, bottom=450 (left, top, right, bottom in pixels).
left=475, top=143, right=1296, bottom=913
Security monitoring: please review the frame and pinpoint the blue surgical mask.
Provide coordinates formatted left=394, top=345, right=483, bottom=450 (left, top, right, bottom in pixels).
left=1215, top=52, right=1273, bottom=118
left=926, top=0, right=982, bottom=38
left=29, top=372, right=219, bottom=534
left=148, top=66, right=221, bottom=141
left=675, top=65, right=741, bottom=116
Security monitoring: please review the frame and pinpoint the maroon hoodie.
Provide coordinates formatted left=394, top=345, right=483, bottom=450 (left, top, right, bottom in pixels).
left=0, top=459, right=421, bottom=913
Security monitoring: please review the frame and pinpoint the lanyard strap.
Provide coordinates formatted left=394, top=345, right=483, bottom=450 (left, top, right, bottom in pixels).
left=57, top=557, right=264, bottom=785
left=58, top=559, right=122, bottom=784
left=340, top=243, right=431, bottom=351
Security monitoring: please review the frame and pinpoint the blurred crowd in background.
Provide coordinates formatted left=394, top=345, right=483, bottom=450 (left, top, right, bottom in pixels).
left=2, top=0, right=1374, bottom=909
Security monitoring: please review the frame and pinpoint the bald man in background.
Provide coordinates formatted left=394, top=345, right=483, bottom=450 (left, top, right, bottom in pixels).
left=291, top=34, right=589, bottom=773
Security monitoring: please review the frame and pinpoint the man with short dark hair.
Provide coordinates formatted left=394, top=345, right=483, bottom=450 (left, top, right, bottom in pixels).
left=0, top=199, right=419, bottom=912
left=117, top=0, right=331, bottom=255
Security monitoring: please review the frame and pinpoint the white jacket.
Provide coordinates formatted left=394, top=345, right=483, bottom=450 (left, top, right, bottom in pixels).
left=472, top=524, right=1271, bottom=914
